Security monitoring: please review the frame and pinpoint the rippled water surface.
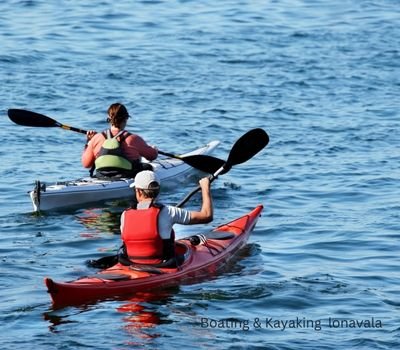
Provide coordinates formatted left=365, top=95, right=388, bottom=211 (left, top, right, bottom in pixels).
left=0, top=1, right=399, bottom=349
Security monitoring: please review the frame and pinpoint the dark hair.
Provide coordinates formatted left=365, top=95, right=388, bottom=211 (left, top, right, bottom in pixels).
left=107, top=103, right=130, bottom=128
left=137, top=187, right=160, bottom=199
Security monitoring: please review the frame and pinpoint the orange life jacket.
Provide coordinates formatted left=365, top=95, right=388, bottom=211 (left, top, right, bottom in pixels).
left=121, top=205, right=174, bottom=265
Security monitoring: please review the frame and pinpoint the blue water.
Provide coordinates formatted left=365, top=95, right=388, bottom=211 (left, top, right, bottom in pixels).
left=0, top=0, right=399, bottom=348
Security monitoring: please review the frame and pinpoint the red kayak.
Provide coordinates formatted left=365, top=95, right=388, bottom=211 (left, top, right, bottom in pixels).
left=45, top=205, right=263, bottom=308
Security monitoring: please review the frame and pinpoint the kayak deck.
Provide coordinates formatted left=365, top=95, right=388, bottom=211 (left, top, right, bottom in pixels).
left=30, top=140, right=220, bottom=212
left=45, top=205, right=263, bottom=308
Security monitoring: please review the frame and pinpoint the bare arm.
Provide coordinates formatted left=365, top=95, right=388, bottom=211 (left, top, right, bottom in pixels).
left=126, top=134, right=158, bottom=161
left=81, top=130, right=97, bottom=168
left=189, top=177, right=213, bottom=224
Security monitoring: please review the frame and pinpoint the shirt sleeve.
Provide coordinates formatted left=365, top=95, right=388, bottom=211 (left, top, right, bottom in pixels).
left=166, top=205, right=191, bottom=225
left=157, top=205, right=191, bottom=239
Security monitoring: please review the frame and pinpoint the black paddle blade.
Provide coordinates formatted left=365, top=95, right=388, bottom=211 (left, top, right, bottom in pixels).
left=8, top=109, right=59, bottom=127
left=176, top=128, right=269, bottom=208
left=8, top=108, right=88, bottom=134
left=227, top=128, right=269, bottom=167
left=86, top=255, right=118, bottom=269
left=182, top=155, right=226, bottom=174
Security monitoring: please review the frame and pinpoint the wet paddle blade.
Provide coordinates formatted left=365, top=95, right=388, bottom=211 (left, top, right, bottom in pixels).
left=226, top=128, right=269, bottom=167
left=176, top=128, right=269, bottom=207
left=181, top=154, right=226, bottom=174
left=159, top=151, right=226, bottom=175
left=8, top=109, right=60, bottom=127
left=8, top=108, right=88, bottom=134
left=86, top=255, right=118, bottom=269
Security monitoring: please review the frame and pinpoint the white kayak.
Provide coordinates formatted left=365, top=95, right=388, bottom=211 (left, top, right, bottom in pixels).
left=29, top=140, right=220, bottom=212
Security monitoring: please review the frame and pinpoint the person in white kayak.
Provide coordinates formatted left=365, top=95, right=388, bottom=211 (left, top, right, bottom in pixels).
left=119, top=170, right=214, bottom=266
left=82, top=103, right=158, bottom=178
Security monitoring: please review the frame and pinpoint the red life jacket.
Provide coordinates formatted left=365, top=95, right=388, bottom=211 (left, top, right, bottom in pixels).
left=121, top=205, right=173, bottom=265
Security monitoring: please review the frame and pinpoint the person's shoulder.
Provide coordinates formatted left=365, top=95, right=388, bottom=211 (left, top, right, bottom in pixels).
left=120, top=129, right=132, bottom=137
left=163, top=205, right=189, bottom=216
left=125, top=131, right=147, bottom=140
left=87, top=132, right=106, bottom=146
left=162, top=205, right=191, bottom=224
left=93, top=130, right=107, bottom=139
left=159, top=204, right=172, bottom=214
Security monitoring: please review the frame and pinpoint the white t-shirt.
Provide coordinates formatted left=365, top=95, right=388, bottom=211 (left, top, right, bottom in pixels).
left=120, top=201, right=191, bottom=239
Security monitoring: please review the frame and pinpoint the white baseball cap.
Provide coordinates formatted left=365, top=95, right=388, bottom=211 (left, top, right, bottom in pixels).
left=130, top=170, right=160, bottom=189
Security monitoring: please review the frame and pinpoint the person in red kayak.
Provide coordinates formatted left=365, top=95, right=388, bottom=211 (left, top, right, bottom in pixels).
left=120, top=170, right=214, bottom=266
left=82, top=103, right=158, bottom=178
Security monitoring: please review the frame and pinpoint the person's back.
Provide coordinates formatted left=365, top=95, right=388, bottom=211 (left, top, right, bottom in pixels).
left=82, top=103, right=158, bottom=177
left=122, top=202, right=175, bottom=264
left=120, top=170, right=213, bottom=266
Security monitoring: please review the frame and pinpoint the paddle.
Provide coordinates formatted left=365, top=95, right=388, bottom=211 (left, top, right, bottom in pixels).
left=157, top=152, right=225, bottom=175
left=8, top=108, right=87, bottom=133
left=176, top=128, right=269, bottom=208
left=7, top=108, right=225, bottom=174
left=88, top=128, right=269, bottom=269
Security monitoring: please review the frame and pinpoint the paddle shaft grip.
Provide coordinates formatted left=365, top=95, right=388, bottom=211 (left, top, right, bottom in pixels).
left=158, top=150, right=180, bottom=158
left=176, top=172, right=219, bottom=208
left=58, top=123, right=87, bottom=135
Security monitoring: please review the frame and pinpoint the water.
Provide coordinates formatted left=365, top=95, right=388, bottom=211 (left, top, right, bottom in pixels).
left=0, top=0, right=399, bottom=348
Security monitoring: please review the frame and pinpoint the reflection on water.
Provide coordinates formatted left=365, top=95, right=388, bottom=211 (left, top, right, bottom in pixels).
left=43, top=289, right=177, bottom=342
left=117, top=291, right=174, bottom=341
left=76, top=207, right=124, bottom=235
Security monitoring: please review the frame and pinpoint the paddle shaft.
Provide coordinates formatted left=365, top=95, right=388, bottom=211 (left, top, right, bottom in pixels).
left=7, top=108, right=225, bottom=173
left=177, top=128, right=269, bottom=208
left=20, top=118, right=178, bottom=158
left=177, top=170, right=220, bottom=208
left=58, top=123, right=87, bottom=134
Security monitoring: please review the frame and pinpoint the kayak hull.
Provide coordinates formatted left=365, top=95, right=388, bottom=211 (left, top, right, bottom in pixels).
left=30, top=140, right=220, bottom=212
left=45, top=205, right=263, bottom=308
